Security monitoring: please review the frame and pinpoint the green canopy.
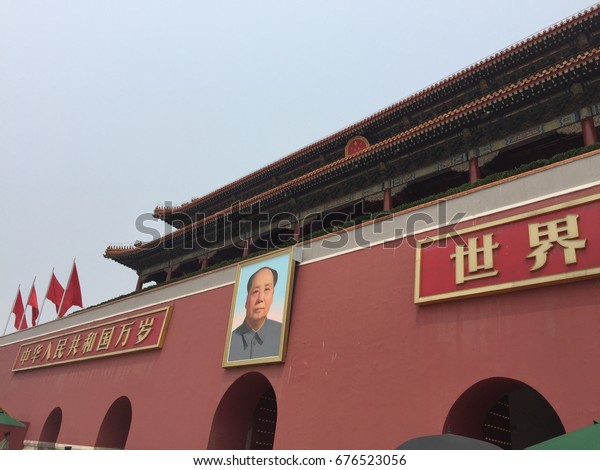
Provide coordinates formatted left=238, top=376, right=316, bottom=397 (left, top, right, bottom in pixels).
left=528, top=420, right=600, bottom=450
left=396, top=433, right=502, bottom=450
left=0, top=409, right=26, bottom=428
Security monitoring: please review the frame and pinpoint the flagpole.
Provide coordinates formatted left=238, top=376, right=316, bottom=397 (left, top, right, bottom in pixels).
left=57, top=259, right=75, bottom=319
left=20, top=277, right=36, bottom=330
left=2, top=285, right=20, bottom=336
left=38, top=268, right=54, bottom=325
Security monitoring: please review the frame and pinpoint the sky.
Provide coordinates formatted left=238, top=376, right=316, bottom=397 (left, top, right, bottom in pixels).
left=1, top=0, right=597, bottom=333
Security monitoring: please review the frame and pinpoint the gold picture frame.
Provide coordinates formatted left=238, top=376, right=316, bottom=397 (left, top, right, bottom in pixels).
left=222, top=248, right=297, bottom=368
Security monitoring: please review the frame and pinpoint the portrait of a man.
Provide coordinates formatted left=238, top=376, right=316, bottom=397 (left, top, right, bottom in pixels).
left=223, top=249, right=296, bottom=367
left=228, top=266, right=281, bottom=361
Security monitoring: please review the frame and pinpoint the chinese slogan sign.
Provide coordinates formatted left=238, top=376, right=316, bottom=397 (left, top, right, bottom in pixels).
left=13, top=306, right=172, bottom=372
left=415, top=194, right=600, bottom=304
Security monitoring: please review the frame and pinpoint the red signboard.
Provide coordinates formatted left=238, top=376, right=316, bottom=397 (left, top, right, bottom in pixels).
left=13, top=306, right=172, bottom=372
left=415, top=194, right=600, bottom=304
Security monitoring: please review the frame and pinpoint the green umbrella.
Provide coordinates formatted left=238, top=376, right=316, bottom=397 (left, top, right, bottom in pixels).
left=396, top=433, right=502, bottom=450
left=0, top=408, right=26, bottom=428
left=527, top=420, right=600, bottom=450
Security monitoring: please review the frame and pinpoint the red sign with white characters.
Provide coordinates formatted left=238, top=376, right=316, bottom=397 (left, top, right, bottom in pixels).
left=13, top=306, right=172, bottom=371
left=415, top=194, right=600, bottom=304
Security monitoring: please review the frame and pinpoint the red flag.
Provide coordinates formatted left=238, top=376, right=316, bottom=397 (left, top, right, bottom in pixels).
left=12, top=289, right=28, bottom=330
left=27, top=283, right=40, bottom=326
left=46, top=272, right=65, bottom=314
left=58, top=262, right=83, bottom=317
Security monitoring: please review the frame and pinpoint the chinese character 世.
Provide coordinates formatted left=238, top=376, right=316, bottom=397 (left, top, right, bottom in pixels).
left=451, top=233, right=500, bottom=284
left=527, top=214, right=586, bottom=271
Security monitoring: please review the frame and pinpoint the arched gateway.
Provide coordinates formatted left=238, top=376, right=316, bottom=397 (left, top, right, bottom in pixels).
left=208, top=372, right=277, bottom=450
left=444, top=377, right=565, bottom=449
left=95, top=396, right=132, bottom=449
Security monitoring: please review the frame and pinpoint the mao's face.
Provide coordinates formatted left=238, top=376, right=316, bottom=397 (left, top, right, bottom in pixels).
left=244, top=268, right=275, bottom=329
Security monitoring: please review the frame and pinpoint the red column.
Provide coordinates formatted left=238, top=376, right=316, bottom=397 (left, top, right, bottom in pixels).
left=136, top=275, right=146, bottom=291
left=469, top=157, right=481, bottom=183
left=242, top=239, right=251, bottom=257
left=165, top=266, right=173, bottom=282
left=383, top=188, right=393, bottom=211
left=293, top=218, right=302, bottom=241
left=200, top=254, right=208, bottom=270
left=581, top=117, right=598, bottom=146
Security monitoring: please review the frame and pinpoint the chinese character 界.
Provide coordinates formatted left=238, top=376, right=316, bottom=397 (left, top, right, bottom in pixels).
left=451, top=233, right=500, bottom=284
left=527, top=214, right=586, bottom=271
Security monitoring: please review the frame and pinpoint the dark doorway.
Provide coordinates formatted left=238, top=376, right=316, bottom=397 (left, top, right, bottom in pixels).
left=39, top=407, right=62, bottom=445
left=248, top=386, right=277, bottom=449
left=208, top=372, right=278, bottom=450
left=95, top=396, right=132, bottom=449
left=444, top=377, right=564, bottom=449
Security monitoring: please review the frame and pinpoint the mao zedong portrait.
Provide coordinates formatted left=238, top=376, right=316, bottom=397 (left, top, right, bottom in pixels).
left=228, top=267, right=282, bottom=361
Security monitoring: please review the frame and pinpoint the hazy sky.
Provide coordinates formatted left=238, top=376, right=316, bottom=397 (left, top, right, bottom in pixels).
left=1, top=1, right=597, bottom=333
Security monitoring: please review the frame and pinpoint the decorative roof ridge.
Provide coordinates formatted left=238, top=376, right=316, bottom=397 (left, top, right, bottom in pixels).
left=177, top=46, right=600, bottom=216
left=153, top=5, right=599, bottom=219
left=125, top=48, right=600, bottom=254
left=107, top=46, right=600, bottom=260
left=106, top=145, right=600, bottom=260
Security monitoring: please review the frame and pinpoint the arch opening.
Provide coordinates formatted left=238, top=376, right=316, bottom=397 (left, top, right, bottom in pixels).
left=208, top=372, right=277, bottom=450
left=95, top=396, right=132, bottom=449
left=444, top=377, right=565, bottom=449
left=39, top=407, right=62, bottom=445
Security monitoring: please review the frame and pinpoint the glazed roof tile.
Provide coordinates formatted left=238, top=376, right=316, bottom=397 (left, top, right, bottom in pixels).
left=153, top=4, right=599, bottom=219
left=106, top=45, right=600, bottom=260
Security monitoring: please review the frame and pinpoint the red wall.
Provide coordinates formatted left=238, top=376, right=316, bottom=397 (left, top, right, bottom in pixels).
left=1, top=186, right=599, bottom=449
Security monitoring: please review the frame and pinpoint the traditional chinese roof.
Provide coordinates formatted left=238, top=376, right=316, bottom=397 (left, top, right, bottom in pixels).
left=105, top=4, right=600, bottom=271
left=152, top=4, right=600, bottom=225
left=105, top=45, right=600, bottom=268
